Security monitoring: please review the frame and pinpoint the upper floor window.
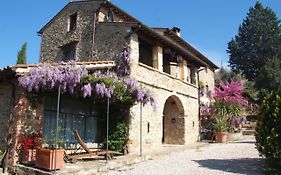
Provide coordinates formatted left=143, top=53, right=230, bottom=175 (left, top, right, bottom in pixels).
left=190, top=66, right=197, bottom=84
left=106, top=9, right=114, bottom=22
left=69, top=13, right=77, bottom=31
left=62, top=43, right=77, bottom=61
left=139, top=39, right=153, bottom=67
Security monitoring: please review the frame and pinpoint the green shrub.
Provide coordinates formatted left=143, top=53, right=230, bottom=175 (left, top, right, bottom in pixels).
left=255, top=92, right=281, bottom=169
left=103, top=122, right=128, bottom=153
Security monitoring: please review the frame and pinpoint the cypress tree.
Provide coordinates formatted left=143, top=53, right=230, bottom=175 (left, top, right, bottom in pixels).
left=17, top=42, right=27, bottom=64
left=227, top=2, right=281, bottom=81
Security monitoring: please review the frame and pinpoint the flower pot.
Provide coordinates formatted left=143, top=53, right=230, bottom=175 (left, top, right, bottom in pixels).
left=215, top=132, right=228, bottom=143
left=35, top=148, right=64, bottom=171
left=19, top=149, right=36, bottom=165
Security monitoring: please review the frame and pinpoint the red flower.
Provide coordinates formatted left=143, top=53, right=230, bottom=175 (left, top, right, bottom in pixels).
left=19, top=130, right=43, bottom=151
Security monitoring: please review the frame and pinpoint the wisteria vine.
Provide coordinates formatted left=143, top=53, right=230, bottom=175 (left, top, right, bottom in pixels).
left=18, top=49, right=156, bottom=109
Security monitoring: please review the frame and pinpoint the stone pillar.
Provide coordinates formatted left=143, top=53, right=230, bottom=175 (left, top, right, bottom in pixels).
left=152, top=46, right=163, bottom=71
left=7, top=87, right=27, bottom=169
left=183, top=60, right=188, bottom=81
left=6, top=87, right=44, bottom=170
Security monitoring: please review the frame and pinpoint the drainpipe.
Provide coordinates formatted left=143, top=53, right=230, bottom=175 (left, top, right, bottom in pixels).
left=197, top=67, right=206, bottom=142
left=91, top=12, right=97, bottom=59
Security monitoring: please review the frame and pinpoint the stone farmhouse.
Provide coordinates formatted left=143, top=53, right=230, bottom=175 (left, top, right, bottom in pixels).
left=0, top=0, right=217, bottom=169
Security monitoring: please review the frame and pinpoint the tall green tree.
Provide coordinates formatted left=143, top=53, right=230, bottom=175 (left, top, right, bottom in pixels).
left=17, top=43, right=27, bottom=64
left=255, top=56, right=281, bottom=96
left=227, top=2, right=281, bottom=81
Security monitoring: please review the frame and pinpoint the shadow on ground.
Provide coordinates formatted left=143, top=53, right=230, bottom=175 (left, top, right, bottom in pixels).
left=193, top=158, right=265, bottom=175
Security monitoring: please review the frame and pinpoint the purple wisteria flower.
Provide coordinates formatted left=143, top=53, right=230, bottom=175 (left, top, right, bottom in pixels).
left=81, top=84, right=92, bottom=98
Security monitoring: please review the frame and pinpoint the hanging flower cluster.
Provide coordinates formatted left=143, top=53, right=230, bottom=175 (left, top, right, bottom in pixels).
left=81, top=72, right=156, bottom=108
left=18, top=59, right=156, bottom=108
left=116, top=47, right=131, bottom=77
left=19, top=61, right=88, bottom=94
left=212, top=80, right=248, bottom=106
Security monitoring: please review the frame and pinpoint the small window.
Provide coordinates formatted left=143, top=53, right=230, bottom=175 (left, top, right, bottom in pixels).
left=107, top=9, right=114, bottom=22
left=62, top=43, right=77, bottom=61
left=69, top=13, right=77, bottom=31
left=190, top=66, right=196, bottom=84
left=139, top=39, right=153, bottom=67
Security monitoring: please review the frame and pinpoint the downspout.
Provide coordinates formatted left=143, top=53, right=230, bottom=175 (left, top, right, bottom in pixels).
left=197, top=67, right=206, bottom=142
left=91, top=11, right=97, bottom=59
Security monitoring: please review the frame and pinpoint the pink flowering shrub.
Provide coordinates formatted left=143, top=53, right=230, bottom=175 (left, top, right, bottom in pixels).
left=213, top=80, right=248, bottom=106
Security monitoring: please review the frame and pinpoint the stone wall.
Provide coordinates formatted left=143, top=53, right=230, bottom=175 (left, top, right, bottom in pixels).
left=40, top=1, right=102, bottom=62
left=93, top=23, right=134, bottom=61
left=127, top=34, right=199, bottom=153
left=40, top=1, right=133, bottom=63
left=198, top=66, right=215, bottom=90
left=6, top=86, right=44, bottom=169
left=0, top=82, right=13, bottom=150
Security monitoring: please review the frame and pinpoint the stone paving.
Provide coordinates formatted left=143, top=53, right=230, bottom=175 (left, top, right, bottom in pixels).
left=105, top=136, right=265, bottom=175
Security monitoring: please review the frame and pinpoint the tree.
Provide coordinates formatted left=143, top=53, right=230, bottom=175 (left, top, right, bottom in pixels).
left=255, top=56, right=281, bottom=96
left=17, top=43, right=27, bottom=64
left=227, top=2, right=281, bottom=81
left=215, top=66, right=243, bottom=85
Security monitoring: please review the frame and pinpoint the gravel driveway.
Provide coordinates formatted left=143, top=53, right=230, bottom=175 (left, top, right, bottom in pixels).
left=106, top=136, right=264, bottom=175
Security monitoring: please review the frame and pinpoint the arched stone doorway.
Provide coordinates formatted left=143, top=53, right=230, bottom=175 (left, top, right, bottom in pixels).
left=162, top=95, right=185, bottom=144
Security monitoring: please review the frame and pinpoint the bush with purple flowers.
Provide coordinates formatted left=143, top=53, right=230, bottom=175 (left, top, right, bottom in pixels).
left=18, top=49, right=156, bottom=109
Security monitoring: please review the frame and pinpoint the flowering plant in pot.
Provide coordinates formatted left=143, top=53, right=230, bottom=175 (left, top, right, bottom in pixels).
left=18, top=130, right=43, bottom=165
left=35, top=129, right=65, bottom=171
left=212, top=101, right=230, bottom=143
left=211, top=80, right=247, bottom=142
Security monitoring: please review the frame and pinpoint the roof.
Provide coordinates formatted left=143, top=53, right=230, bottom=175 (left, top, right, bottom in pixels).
left=0, top=61, right=115, bottom=76
left=38, top=0, right=218, bottom=69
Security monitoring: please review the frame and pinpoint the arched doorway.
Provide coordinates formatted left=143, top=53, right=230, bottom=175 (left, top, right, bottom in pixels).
left=162, top=95, right=185, bottom=144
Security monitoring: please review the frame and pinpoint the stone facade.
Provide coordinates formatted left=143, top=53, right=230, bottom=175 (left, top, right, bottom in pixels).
left=40, top=1, right=102, bottom=62
left=0, top=80, right=44, bottom=169
left=198, top=66, right=215, bottom=91
left=0, top=82, right=13, bottom=150
left=127, top=34, right=200, bottom=152
left=0, top=1, right=216, bottom=166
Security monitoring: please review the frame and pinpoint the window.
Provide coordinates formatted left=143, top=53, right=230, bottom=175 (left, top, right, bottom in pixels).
left=163, top=57, right=171, bottom=74
left=106, top=9, right=114, bottom=22
left=43, top=95, right=99, bottom=145
left=190, top=66, right=197, bottom=84
left=62, top=43, right=76, bottom=61
left=139, top=39, right=153, bottom=67
left=206, top=84, right=209, bottom=92
left=69, top=13, right=77, bottom=31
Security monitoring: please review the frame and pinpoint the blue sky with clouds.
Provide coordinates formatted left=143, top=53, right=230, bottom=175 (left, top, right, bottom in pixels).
left=1, top=0, right=281, bottom=68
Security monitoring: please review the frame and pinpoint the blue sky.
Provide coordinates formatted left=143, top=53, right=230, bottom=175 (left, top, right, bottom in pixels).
left=1, top=0, right=281, bottom=68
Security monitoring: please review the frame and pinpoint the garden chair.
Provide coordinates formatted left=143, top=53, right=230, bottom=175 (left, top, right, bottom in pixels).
left=64, top=130, right=122, bottom=163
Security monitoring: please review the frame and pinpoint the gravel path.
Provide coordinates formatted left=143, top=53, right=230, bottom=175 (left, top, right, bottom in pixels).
left=106, top=137, right=264, bottom=175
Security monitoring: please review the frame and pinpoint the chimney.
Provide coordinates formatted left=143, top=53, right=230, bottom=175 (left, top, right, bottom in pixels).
left=171, top=26, right=181, bottom=37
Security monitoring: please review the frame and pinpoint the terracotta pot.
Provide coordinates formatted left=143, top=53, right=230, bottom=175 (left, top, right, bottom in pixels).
left=215, top=132, right=228, bottom=143
left=19, top=149, right=36, bottom=165
left=35, top=148, right=64, bottom=171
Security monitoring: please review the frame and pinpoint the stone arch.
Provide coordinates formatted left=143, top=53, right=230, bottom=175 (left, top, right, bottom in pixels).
left=162, top=95, right=185, bottom=144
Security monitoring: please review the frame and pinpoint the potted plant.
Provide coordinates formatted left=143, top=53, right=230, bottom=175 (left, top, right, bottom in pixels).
left=212, top=101, right=230, bottom=143
left=35, top=129, right=64, bottom=171
left=213, top=115, right=229, bottom=143
left=18, top=130, right=43, bottom=165
left=211, top=80, right=248, bottom=142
